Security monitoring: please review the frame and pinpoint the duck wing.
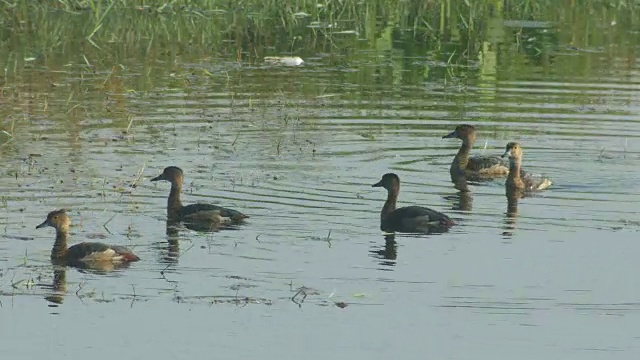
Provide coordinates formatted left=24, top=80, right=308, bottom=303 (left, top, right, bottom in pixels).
left=180, top=203, right=248, bottom=224
left=522, top=172, right=553, bottom=191
left=67, top=242, right=140, bottom=263
left=468, top=155, right=535, bottom=182
left=382, top=206, right=454, bottom=233
left=467, top=155, right=508, bottom=172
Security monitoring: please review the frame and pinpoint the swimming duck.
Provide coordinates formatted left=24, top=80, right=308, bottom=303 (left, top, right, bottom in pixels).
left=36, top=209, right=140, bottom=266
left=502, top=142, right=552, bottom=191
left=372, top=173, right=455, bottom=233
left=150, top=166, right=248, bottom=227
left=442, top=125, right=510, bottom=180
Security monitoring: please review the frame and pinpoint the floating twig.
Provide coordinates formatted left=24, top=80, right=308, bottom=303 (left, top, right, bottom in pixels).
left=231, top=133, right=240, bottom=148
left=130, top=284, right=137, bottom=308
left=130, top=163, right=146, bottom=188
left=75, top=281, right=86, bottom=304
left=291, top=287, right=308, bottom=308
left=125, top=114, right=135, bottom=134
left=103, top=213, right=116, bottom=234
left=0, top=130, right=13, bottom=148
left=11, top=279, right=24, bottom=289
left=160, top=242, right=194, bottom=276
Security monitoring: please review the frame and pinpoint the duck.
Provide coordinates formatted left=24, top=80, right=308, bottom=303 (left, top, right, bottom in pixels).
left=150, top=166, right=248, bottom=228
left=442, top=124, right=512, bottom=180
left=36, top=209, right=140, bottom=267
left=372, top=173, right=455, bottom=233
left=502, top=142, right=552, bottom=192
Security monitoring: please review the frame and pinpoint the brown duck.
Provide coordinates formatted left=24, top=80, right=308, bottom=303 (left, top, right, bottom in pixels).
left=502, top=142, right=552, bottom=192
left=443, top=124, right=514, bottom=180
left=150, top=166, right=248, bottom=227
left=372, top=173, right=455, bottom=233
left=36, top=209, right=140, bottom=267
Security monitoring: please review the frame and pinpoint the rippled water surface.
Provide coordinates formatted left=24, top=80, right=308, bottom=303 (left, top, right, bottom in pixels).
left=1, top=5, right=640, bottom=359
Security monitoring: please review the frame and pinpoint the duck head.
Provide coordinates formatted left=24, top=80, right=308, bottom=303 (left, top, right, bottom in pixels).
left=372, top=173, right=400, bottom=190
left=442, top=124, right=477, bottom=143
left=501, top=142, right=523, bottom=160
left=36, top=209, right=71, bottom=231
left=150, top=166, right=184, bottom=185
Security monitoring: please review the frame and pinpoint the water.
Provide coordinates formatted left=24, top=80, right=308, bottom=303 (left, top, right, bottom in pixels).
left=1, top=5, right=640, bottom=359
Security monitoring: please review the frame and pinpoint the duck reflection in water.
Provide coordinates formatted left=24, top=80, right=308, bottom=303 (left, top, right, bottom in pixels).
left=502, top=190, right=522, bottom=238
left=154, top=219, right=182, bottom=265
left=44, top=267, right=67, bottom=305
left=156, top=216, right=244, bottom=267
left=443, top=175, right=473, bottom=213
left=369, top=234, right=398, bottom=268
left=43, top=260, right=137, bottom=306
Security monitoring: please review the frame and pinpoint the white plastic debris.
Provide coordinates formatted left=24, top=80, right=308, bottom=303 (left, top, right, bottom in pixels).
left=263, top=56, right=304, bottom=66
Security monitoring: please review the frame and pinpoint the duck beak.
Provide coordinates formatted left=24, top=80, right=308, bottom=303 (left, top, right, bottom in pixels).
left=442, top=130, right=457, bottom=139
left=501, top=149, right=510, bottom=158
left=372, top=180, right=383, bottom=187
left=150, top=174, right=164, bottom=182
left=36, top=220, right=49, bottom=229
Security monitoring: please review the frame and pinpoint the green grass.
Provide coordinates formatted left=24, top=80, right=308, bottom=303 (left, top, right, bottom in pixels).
left=0, top=0, right=637, bottom=127
left=1, top=0, right=636, bottom=71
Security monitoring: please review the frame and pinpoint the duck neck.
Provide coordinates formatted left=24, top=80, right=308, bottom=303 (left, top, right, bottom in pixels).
left=167, top=182, right=184, bottom=218
left=452, top=140, right=473, bottom=172
left=381, top=185, right=399, bottom=218
left=51, top=228, right=69, bottom=260
left=507, top=156, right=524, bottom=188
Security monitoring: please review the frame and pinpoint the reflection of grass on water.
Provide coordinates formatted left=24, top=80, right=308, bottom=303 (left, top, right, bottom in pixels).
left=0, top=262, right=274, bottom=307
left=2, top=0, right=637, bottom=66
left=0, top=0, right=637, bottom=156
left=0, top=117, right=17, bottom=148
left=0, top=0, right=635, bottom=128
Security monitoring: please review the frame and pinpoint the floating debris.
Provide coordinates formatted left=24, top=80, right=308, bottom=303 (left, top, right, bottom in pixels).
left=335, top=301, right=348, bottom=309
left=291, top=286, right=320, bottom=307
left=264, top=56, right=304, bottom=66
left=334, top=30, right=359, bottom=35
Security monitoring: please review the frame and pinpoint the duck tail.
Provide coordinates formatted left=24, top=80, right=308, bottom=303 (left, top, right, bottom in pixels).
left=233, top=213, right=250, bottom=222
left=442, top=217, right=456, bottom=227
left=121, top=252, right=141, bottom=262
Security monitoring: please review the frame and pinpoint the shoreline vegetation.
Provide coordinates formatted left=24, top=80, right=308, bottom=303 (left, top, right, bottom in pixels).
left=0, top=0, right=637, bottom=135
left=1, top=1, right=637, bottom=65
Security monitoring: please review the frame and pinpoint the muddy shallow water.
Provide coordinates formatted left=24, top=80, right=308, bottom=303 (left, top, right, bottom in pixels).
left=2, top=8, right=640, bottom=360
